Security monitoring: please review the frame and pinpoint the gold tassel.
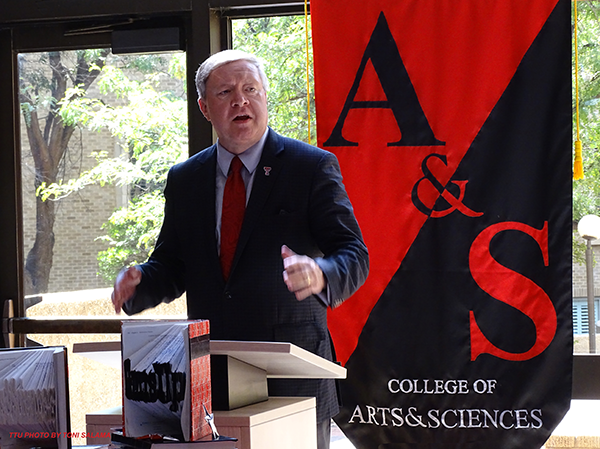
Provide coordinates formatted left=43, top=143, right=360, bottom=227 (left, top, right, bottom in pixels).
left=574, top=140, right=584, bottom=180
left=574, top=0, right=584, bottom=180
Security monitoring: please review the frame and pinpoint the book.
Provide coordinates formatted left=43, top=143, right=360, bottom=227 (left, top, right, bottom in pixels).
left=0, top=346, right=71, bottom=449
left=111, top=429, right=237, bottom=449
left=121, top=320, right=212, bottom=442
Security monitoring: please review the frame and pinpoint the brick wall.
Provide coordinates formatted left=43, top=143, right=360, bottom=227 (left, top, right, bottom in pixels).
left=573, top=240, right=600, bottom=298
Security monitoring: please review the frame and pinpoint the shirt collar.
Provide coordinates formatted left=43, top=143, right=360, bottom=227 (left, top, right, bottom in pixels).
left=217, top=128, right=269, bottom=177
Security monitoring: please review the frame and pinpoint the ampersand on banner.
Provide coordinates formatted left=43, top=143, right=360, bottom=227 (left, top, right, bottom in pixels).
left=411, top=153, right=483, bottom=218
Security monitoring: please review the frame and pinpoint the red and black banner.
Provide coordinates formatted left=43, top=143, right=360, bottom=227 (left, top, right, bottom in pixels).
left=312, top=0, right=572, bottom=447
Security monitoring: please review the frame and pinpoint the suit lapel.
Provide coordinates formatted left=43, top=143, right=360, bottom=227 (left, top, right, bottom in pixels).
left=229, top=129, right=284, bottom=277
left=190, top=145, right=221, bottom=273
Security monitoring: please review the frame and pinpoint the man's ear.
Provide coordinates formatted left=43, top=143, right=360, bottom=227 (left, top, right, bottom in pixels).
left=198, top=98, right=211, bottom=121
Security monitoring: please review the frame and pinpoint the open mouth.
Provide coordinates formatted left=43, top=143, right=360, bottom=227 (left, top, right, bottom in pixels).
left=233, top=114, right=251, bottom=122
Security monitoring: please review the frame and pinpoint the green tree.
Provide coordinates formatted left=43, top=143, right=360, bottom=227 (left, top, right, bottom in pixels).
left=20, top=50, right=109, bottom=295
left=42, top=53, right=188, bottom=283
left=233, top=15, right=316, bottom=145
left=573, top=1, right=600, bottom=262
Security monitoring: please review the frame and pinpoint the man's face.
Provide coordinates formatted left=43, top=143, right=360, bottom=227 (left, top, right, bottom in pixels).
left=199, top=60, right=269, bottom=155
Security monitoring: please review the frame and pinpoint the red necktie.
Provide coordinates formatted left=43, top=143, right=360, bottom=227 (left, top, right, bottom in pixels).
left=220, top=156, right=246, bottom=280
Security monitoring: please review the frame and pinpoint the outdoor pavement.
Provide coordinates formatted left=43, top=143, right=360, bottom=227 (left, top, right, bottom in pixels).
left=331, top=421, right=356, bottom=449
left=551, top=400, right=600, bottom=437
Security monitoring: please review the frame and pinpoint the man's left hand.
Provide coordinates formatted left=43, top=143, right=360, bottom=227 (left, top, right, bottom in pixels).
left=281, top=245, right=326, bottom=301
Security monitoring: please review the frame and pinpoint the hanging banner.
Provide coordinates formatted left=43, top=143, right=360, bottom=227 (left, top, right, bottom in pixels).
left=312, top=0, right=572, bottom=447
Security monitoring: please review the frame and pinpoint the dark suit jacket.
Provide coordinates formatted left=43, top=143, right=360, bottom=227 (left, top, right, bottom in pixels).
left=124, top=128, right=369, bottom=422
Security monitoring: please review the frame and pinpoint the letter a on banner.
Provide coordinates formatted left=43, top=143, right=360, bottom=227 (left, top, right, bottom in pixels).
left=324, top=13, right=445, bottom=148
left=311, top=0, right=572, bottom=448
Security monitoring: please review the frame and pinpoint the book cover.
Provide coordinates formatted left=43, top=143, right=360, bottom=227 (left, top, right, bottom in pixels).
left=122, top=320, right=212, bottom=441
left=0, top=346, right=71, bottom=449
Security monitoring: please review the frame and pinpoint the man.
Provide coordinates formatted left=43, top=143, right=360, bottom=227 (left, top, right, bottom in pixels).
left=112, top=49, right=369, bottom=449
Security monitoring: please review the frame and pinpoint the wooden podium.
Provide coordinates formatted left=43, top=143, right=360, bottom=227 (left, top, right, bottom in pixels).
left=76, top=340, right=346, bottom=449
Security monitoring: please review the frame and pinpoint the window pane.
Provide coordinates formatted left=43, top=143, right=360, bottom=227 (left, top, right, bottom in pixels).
left=19, top=50, right=188, bottom=318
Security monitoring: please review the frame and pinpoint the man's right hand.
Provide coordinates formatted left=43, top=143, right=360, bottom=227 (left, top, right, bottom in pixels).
left=111, top=266, right=142, bottom=314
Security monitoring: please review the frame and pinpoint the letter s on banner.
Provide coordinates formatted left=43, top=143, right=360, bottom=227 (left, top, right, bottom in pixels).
left=469, top=221, right=557, bottom=361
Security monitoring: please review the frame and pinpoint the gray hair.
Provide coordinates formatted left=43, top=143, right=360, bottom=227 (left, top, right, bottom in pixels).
left=195, top=49, right=269, bottom=100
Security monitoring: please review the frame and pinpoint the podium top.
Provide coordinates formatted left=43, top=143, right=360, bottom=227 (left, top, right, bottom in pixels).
left=73, top=340, right=346, bottom=379
left=210, top=340, right=346, bottom=379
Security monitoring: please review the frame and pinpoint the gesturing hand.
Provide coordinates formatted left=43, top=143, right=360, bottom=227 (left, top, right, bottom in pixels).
left=111, top=266, right=142, bottom=313
left=281, top=245, right=326, bottom=301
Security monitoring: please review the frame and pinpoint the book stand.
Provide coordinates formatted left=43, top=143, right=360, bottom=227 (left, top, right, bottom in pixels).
left=209, top=340, right=346, bottom=410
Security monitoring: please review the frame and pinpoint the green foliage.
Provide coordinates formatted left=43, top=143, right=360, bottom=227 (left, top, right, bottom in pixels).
left=96, top=191, right=165, bottom=282
left=19, top=50, right=108, bottom=117
left=39, top=53, right=187, bottom=282
left=574, top=2, right=600, bottom=217
left=45, top=54, right=187, bottom=199
left=573, top=2, right=600, bottom=263
left=233, top=16, right=316, bottom=145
